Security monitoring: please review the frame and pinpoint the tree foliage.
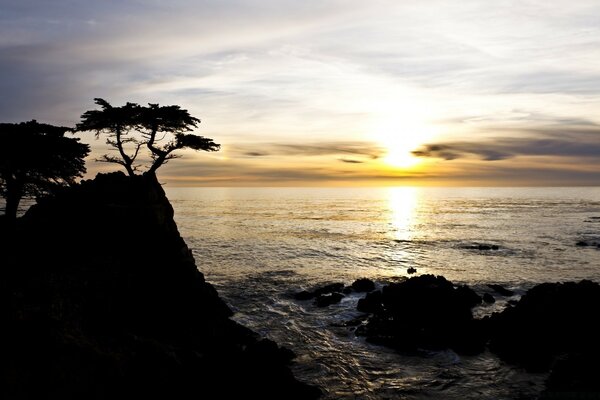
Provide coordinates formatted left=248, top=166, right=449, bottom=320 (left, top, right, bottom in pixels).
left=0, top=120, right=89, bottom=221
left=77, top=98, right=220, bottom=176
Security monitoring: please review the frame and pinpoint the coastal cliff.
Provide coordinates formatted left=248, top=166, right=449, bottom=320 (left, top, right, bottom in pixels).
left=0, top=172, right=320, bottom=399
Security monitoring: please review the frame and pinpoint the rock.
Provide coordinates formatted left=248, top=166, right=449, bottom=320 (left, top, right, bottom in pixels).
left=478, top=244, right=499, bottom=250
left=464, top=243, right=499, bottom=251
left=314, top=283, right=344, bottom=296
left=487, top=284, right=514, bottom=297
left=342, top=287, right=353, bottom=294
left=488, top=280, right=600, bottom=372
left=294, top=291, right=314, bottom=301
left=0, top=172, right=320, bottom=399
left=540, top=352, right=600, bottom=398
left=482, top=293, right=496, bottom=304
left=351, top=278, right=375, bottom=292
left=455, top=285, right=483, bottom=308
left=314, top=293, right=344, bottom=307
left=357, top=290, right=384, bottom=314
left=355, top=275, right=486, bottom=354
left=407, top=267, right=417, bottom=274
left=294, top=282, right=345, bottom=301
left=576, top=241, right=589, bottom=246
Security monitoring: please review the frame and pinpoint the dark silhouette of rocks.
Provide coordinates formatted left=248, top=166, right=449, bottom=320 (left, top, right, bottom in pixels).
left=315, top=293, right=344, bottom=307
left=487, top=280, right=600, bottom=373
left=482, top=293, right=496, bottom=304
left=576, top=241, right=589, bottom=246
left=464, top=243, right=499, bottom=251
left=351, top=278, right=375, bottom=292
left=540, top=351, right=600, bottom=399
left=0, top=172, right=319, bottom=399
left=355, top=275, right=485, bottom=354
left=352, top=275, right=600, bottom=395
left=407, top=267, right=417, bottom=274
left=487, top=284, right=514, bottom=296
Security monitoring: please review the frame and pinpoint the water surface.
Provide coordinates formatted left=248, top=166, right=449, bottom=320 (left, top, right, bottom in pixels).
left=166, top=187, right=600, bottom=399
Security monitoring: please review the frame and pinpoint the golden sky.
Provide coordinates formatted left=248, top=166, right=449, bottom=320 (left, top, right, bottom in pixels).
left=1, top=1, right=600, bottom=186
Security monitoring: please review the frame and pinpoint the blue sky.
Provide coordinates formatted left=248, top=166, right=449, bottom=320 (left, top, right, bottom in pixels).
left=1, top=0, right=599, bottom=185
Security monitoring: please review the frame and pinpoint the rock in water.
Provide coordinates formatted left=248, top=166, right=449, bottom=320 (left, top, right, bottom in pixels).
left=483, top=293, right=496, bottom=304
left=488, top=280, right=600, bottom=374
left=487, top=284, right=514, bottom=297
left=355, top=275, right=485, bottom=354
left=0, top=172, right=320, bottom=399
left=351, top=278, right=375, bottom=292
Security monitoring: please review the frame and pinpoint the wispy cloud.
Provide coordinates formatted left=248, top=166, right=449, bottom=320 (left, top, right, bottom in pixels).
left=235, top=142, right=383, bottom=160
left=413, top=125, right=600, bottom=161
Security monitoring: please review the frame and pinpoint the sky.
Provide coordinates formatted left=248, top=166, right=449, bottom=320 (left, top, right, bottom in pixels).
left=1, top=0, right=600, bottom=186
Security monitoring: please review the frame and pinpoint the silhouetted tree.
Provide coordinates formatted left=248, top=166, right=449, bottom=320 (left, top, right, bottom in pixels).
left=76, top=99, right=142, bottom=176
left=77, top=99, right=220, bottom=176
left=0, top=120, right=89, bottom=222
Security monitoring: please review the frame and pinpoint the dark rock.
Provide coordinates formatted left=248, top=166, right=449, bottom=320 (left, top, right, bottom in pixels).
left=294, top=291, right=314, bottom=301
left=343, top=315, right=368, bottom=327
left=487, top=284, right=514, bottom=297
left=576, top=241, right=589, bottom=246
left=407, top=267, right=417, bottom=274
left=294, top=282, right=345, bottom=302
left=314, top=293, right=344, bottom=307
left=357, top=290, right=383, bottom=314
left=482, top=293, right=496, bottom=304
left=0, top=172, right=320, bottom=399
left=245, top=338, right=297, bottom=365
left=351, top=278, right=375, bottom=292
left=355, top=275, right=486, bottom=354
left=455, top=285, right=483, bottom=308
left=488, top=280, right=600, bottom=372
left=540, top=352, right=600, bottom=398
left=342, top=287, right=353, bottom=294
left=314, top=283, right=344, bottom=296
left=478, top=244, right=499, bottom=250
left=465, top=243, right=499, bottom=251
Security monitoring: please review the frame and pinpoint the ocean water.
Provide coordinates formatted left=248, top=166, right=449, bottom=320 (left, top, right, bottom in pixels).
left=167, top=186, right=600, bottom=399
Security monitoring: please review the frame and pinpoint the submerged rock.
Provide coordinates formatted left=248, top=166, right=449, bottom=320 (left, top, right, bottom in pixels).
left=0, top=172, right=320, bottom=399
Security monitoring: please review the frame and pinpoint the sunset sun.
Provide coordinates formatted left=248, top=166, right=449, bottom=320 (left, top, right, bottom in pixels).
left=371, top=116, right=435, bottom=169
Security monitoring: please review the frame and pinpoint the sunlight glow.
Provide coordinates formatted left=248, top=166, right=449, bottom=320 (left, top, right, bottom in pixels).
left=387, top=187, right=419, bottom=242
left=369, top=104, right=437, bottom=170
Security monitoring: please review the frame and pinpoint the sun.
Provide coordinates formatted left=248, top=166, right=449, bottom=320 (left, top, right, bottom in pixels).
left=371, top=116, right=435, bottom=169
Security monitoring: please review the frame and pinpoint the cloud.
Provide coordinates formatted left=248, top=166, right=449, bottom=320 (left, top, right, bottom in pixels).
left=339, top=158, right=363, bottom=164
left=413, top=126, right=600, bottom=161
left=234, top=141, right=384, bottom=160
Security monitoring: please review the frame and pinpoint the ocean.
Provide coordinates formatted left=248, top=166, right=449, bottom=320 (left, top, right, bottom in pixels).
left=169, top=187, right=600, bottom=399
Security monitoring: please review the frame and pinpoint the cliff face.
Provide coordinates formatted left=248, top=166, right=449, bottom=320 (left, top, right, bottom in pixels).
left=0, top=172, right=319, bottom=399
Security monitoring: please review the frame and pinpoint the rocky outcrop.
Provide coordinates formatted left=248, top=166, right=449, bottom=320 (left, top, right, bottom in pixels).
left=0, top=172, right=319, bottom=399
left=355, top=275, right=485, bottom=354
left=487, top=280, right=600, bottom=372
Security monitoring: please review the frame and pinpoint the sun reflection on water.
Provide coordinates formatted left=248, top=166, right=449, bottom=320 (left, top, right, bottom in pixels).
left=387, top=187, right=420, bottom=242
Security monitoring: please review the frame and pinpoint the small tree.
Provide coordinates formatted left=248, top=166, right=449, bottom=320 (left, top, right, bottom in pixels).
left=77, top=98, right=220, bottom=177
left=0, top=120, right=89, bottom=222
left=76, top=99, right=142, bottom=176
